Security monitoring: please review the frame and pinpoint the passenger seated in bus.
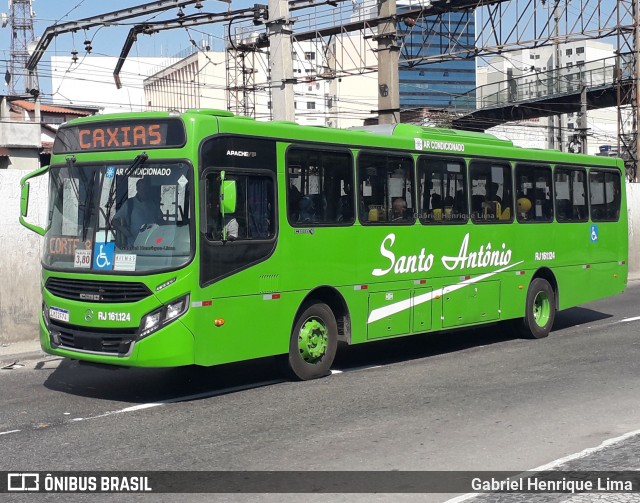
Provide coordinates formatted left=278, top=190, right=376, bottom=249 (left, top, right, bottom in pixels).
left=479, top=182, right=503, bottom=219
left=391, top=197, right=407, bottom=221
left=298, top=195, right=316, bottom=223
left=430, top=193, right=443, bottom=220
left=443, top=195, right=454, bottom=219
left=517, top=196, right=533, bottom=220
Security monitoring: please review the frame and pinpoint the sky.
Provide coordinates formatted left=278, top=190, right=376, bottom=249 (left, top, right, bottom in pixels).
left=0, top=0, right=240, bottom=96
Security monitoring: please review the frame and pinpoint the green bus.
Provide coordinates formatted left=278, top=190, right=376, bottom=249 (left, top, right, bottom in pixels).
left=20, top=109, right=627, bottom=380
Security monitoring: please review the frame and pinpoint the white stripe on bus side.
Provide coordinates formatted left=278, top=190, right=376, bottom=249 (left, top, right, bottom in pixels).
left=366, top=261, right=524, bottom=324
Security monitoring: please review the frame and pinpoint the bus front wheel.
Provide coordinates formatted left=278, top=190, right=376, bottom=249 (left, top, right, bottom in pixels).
left=287, top=302, right=338, bottom=380
left=518, top=278, right=556, bottom=339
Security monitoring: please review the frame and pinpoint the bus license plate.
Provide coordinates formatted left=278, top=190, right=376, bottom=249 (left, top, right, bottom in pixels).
left=49, top=307, right=70, bottom=323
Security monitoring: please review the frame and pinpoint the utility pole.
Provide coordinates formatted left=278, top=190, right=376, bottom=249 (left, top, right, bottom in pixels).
left=553, top=0, right=563, bottom=150
left=577, top=85, right=589, bottom=153
left=7, top=0, right=37, bottom=95
left=267, top=0, right=295, bottom=121
left=635, top=0, right=640, bottom=180
left=376, top=0, right=400, bottom=124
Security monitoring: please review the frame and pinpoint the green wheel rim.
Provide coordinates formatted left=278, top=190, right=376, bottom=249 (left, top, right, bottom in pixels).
left=298, top=317, right=329, bottom=364
left=533, top=291, right=551, bottom=327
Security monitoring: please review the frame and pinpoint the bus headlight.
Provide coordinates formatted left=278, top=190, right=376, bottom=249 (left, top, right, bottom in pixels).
left=139, top=294, right=190, bottom=339
left=42, top=301, right=50, bottom=328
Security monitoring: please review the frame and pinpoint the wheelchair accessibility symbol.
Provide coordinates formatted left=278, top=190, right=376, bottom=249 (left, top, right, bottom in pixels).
left=93, top=242, right=115, bottom=270
left=590, top=225, right=599, bottom=242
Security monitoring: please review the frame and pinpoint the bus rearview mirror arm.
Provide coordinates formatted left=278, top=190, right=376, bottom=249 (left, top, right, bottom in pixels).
left=19, top=165, right=49, bottom=236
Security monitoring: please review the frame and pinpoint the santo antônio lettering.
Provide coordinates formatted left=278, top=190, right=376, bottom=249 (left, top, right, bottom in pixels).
left=79, top=124, right=163, bottom=150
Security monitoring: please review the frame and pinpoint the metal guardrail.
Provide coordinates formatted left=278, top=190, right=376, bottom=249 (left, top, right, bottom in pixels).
left=455, top=54, right=634, bottom=112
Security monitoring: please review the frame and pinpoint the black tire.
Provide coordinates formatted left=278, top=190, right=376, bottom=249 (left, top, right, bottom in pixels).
left=287, top=302, right=338, bottom=380
left=518, top=278, right=556, bottom=339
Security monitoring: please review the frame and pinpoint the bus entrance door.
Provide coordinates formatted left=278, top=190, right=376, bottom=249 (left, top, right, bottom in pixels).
left=441, top=280, right=501, bottom=328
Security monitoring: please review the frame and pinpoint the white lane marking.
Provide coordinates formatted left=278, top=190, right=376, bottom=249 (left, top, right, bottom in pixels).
left=367, top=261, right=524, bottom=324
left=0, top=429, right=20, bottom=436
left=616, top=315, right=640, bottom=324
left=443, top=427, right=640, bottom=503
left=68, top=379, right=283, bottom=423
left=331, top=365, right=381, bottom=375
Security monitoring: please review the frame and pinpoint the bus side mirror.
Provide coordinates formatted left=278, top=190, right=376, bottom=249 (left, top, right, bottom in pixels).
left=19, top=165, right=49, bottom=236
left=20, top=182, right=29, bottom=218
left=221, top=180, right=237, bottom=215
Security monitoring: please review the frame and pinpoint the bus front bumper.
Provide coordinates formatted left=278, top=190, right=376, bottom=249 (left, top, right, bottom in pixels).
left=39, top=314, right=195, bottom=368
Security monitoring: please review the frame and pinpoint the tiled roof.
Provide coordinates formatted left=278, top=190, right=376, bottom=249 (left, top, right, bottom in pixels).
left=12, top=100, right=93, bottom=116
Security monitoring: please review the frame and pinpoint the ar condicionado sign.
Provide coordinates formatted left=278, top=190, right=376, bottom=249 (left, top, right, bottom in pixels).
left=53, top=119, right=186, bottom=153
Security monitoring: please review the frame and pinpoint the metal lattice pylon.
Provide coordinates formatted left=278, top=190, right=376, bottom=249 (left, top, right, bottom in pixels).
left=8, top=0, right=38, bottom=95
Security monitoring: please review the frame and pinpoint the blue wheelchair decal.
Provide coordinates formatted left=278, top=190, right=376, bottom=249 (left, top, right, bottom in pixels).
left=590, top=225, right=599, bottom=243
left=93, top=242, right=115, bottom=270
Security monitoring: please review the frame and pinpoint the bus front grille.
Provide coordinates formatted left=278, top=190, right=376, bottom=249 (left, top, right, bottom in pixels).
left=45, top=278, right=152, bottom=303
left=49, top=321, right=138, bottom=356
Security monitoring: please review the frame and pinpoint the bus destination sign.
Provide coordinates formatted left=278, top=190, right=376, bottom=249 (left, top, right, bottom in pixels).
left=53, top=119, right=186, bottom=154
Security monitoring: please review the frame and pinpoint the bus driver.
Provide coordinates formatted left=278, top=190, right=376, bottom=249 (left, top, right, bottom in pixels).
left=113, top=177, right=164, bottom=246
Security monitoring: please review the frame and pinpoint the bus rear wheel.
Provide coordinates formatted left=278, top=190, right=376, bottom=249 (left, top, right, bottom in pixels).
left=287, top=302, right=337, bottom=380
left=518, top=278, right=556, bottom=339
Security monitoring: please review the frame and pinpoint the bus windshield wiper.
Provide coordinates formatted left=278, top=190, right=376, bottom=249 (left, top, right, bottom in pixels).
left=104, top=153, right=148, bottom=239
left=65, top=155, right=93, bottom=242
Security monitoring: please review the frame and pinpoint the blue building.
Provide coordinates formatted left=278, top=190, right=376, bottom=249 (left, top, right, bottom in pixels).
left=398, top=8, right=476, bottom=110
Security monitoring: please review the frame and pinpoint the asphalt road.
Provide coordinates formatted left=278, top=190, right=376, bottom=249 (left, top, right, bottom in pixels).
left=1, top=282, right=639, bottom=502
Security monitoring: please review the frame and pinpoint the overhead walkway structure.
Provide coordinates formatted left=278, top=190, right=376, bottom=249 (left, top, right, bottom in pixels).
left=452, top=55, right=633, bottom=132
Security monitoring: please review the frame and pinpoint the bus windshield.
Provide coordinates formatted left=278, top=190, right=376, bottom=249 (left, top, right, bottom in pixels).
left=43, top=160, right=193, bottom=274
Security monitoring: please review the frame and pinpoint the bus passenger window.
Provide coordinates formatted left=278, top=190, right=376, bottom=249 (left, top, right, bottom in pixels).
left=554, top=167, right=588, bottom=223
left=417, top=156, right=467, bottom=224
left=516, top=164, right=553, bottom=223
left=358, top=152, right=414, bottom=225
left=469, top=161, right=512, bottom=223
left=589, top=169, right=621, bottom=222
left=205, top=173, right=275, bottom=241
left=286, top=148, right=354, bottom=226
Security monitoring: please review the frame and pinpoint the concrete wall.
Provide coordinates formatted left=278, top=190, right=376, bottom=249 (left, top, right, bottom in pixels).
left=0, top=170, right=638, bottom=345
left=0, top=169, right=48, bottom=345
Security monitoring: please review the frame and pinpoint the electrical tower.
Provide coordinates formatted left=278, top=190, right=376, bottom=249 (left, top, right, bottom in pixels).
left=8, top=0, right=38, bottom=95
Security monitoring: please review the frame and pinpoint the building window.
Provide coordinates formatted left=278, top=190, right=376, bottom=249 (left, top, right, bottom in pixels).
left=267, top=101, right=272, bottom=109
left=576, top=46, right=585, bottom=54
left=577, top=60, right=585, bottom=67
left=306, top=102, right=315, bottom=110
left=535, top=54, right=540, bottom=59
left=566, top=48, right=573, bottom=56
left=304, top=52, right=315, bottom=61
